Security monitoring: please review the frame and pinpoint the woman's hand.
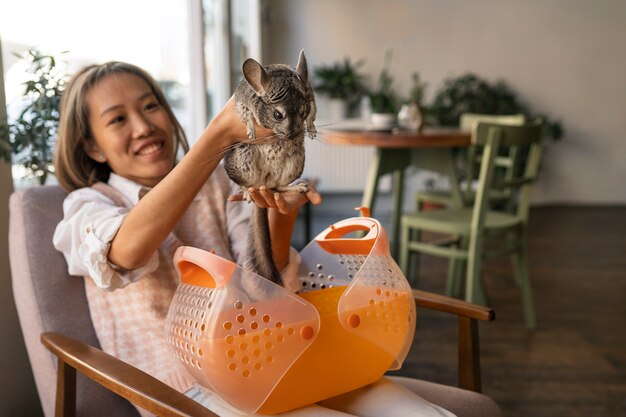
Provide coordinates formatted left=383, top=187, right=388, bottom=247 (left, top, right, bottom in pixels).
left=209, top=96, right=274, bottom=145
left=229, top=182, right=322, bottom=270
left=228, top=183, right=322, bottom=214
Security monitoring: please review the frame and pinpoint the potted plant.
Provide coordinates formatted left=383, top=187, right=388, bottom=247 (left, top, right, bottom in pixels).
left=313, top=57, right=366, bottom=119
left=430, top=73, right=563, bottom=140
left=0, top=49, right=67, bottom=185
left=367, top=51, right=399, bottom=128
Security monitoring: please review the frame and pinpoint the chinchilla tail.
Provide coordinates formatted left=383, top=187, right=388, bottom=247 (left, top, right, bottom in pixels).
left=248, top=206, right=283, bottom=285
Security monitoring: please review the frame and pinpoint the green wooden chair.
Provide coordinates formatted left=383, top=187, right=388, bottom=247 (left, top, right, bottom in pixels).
left=399, top=121, right=543, bottom=329
left=414, top=113, right=526, bottom=211
left=409, top=114, right=526, bottom=282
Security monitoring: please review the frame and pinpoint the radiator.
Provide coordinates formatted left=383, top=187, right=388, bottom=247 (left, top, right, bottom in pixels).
left=301, top=136, right=374, bottom=192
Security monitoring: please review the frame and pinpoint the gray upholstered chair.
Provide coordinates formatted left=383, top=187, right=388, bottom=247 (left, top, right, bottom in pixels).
left=9, top=185, right=501, bottom=417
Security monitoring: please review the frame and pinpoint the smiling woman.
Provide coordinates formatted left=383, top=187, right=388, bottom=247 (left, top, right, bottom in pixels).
left=83, top=72, right=177, bottom=187
left=1, top=0, right=195, bottom=187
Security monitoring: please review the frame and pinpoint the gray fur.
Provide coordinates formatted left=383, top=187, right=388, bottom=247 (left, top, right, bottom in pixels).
left=224, top=51, right=316, bottom=286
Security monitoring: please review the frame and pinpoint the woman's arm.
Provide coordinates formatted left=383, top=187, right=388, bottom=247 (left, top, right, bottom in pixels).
left=108, top=98, right=268, bottom=270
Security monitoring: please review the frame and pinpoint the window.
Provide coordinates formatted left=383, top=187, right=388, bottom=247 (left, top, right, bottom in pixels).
left=1, top=0, right=261, bottom=185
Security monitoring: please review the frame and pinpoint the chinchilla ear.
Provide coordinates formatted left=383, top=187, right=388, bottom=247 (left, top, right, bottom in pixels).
left=295, top=50, right=308, bottom=83
left=242, top=58, right=271, bottom=96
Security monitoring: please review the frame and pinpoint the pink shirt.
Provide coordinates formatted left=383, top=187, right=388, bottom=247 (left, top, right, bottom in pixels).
left=53, top=164, right=300, bottom=400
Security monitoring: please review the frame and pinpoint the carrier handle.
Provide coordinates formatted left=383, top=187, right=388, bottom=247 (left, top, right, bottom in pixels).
left=315, top=215, right=380, bottom=255
left=173, top=246, right=236, bottom=288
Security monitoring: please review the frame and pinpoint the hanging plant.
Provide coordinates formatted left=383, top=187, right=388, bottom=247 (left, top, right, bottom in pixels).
left=0, top=49, right=67, bottom=184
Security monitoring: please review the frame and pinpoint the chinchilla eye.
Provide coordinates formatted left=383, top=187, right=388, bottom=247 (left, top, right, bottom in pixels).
left=274, top=110, right=284, bottom=120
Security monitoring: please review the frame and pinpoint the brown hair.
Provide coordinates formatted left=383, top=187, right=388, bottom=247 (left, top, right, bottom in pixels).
left=53, top=62, right=189, bottom=192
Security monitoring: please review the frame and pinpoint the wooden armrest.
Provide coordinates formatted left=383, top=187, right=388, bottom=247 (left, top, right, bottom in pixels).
left=41, top=332, right=217, bottom=417
left=412, top=289, right=495, bottom=321
left=412, top=290, right=495, bottom=393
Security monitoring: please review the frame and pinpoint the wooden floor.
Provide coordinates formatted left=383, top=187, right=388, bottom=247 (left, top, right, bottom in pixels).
left=386, top=206, right=626, bottom=417
left=298, top=202, right=626, bottom=416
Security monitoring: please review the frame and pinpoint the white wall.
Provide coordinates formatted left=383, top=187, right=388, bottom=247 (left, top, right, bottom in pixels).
left=264, top=0, right=626, bottom=204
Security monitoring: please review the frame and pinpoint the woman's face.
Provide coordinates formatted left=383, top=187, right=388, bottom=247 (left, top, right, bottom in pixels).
left=85, top=72, right=175, bottom=187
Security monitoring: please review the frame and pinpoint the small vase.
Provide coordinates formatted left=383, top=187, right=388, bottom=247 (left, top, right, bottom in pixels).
left=398, top=102, right=424, bottom=132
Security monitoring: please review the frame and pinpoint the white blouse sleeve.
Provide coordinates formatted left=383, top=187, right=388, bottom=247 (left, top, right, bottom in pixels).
left=52, top=188, right=159, bottom=291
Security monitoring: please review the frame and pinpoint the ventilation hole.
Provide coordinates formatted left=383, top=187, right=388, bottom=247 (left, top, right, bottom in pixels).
left=198, top=348, right=203, bottom=357
left=254, top=363, right=262, bottom=370
left=348, top=314, right=361, bottom=328
left=250, top=322, right=259, bottom=330
left=197, top=362, right=202, bottom=369
left=238, top=329, right=247, bottom=336
left=287, top=328, right=295, bottom=336
left=201, top=323, right=206, bottom=331
left=263, top=329, right=271, bottom=337
left=328, top=275, right=335, bottom=281
left=228, top=363, right=236, bottom=371
left=223, top=321, right=232, bottom=330
left=265, top=342, right=273, bottom=350
left=376, top=288, right=382, bottom=296
left=316, top=264, right=323, bottom=270
left=266, top=356, right=274, bottom=363
left=252, top=335, right=260, bottom=344
left=242, top=370, right=250, bottom=378
left=253, top=349, right=261, bottom=357
left=226, top=335, right=234, bottom=344
left=241, top=356, right=250, bottom=364
left=385, top=290, right=391, bottom=297
left=369, top=298, right=375, bottom=305
left=236, top=314, right=245, bottom=323
left=317, top=274, right=325, bottom=279
left=234, top=300, right=244, bottom=310
left=275, top=321, right=283, bottom=329
left=262, top=314, right=271, bottom=323
left=300, top=326, right=315, bottom=340
left=249, top=307, right=257, bottom=317
left=311, top=283, right=317, bottom=288
left=227, top=350, right=235, bottom=358
left=276, top=335, right=284, bottom=343
left=239, top=342, right=248, bottom=351
left=302, top=282, right=308, bottom=287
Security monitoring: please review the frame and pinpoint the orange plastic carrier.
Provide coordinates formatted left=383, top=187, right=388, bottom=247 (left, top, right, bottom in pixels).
left=165, top=210, right=416, bottom=414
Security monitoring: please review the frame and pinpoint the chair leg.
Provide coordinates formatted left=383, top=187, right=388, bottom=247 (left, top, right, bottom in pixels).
left=399, top=222, right=414, bottom=284
left=446, top=259, right=462, bottom=297
left=508, top=231, right=523, bottom=287
left=513, top=232, right=536, bottom=329
left=465, top=235, right=487, bottom=306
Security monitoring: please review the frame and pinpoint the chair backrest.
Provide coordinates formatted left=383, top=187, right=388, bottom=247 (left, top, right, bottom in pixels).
left=469, top=121, right=543, bottom=229
left=9, top=185, right=139, bottom=417
left=459, top=113, right=526, bottom=205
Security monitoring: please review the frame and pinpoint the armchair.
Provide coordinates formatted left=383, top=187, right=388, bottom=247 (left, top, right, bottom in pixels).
left=9, top=185, right=501, bottom=417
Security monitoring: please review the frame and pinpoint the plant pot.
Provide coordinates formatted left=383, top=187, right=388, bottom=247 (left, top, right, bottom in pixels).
left=317, top=96, right=347, bottom=121
left=370, top=113, right=396, bottom=129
